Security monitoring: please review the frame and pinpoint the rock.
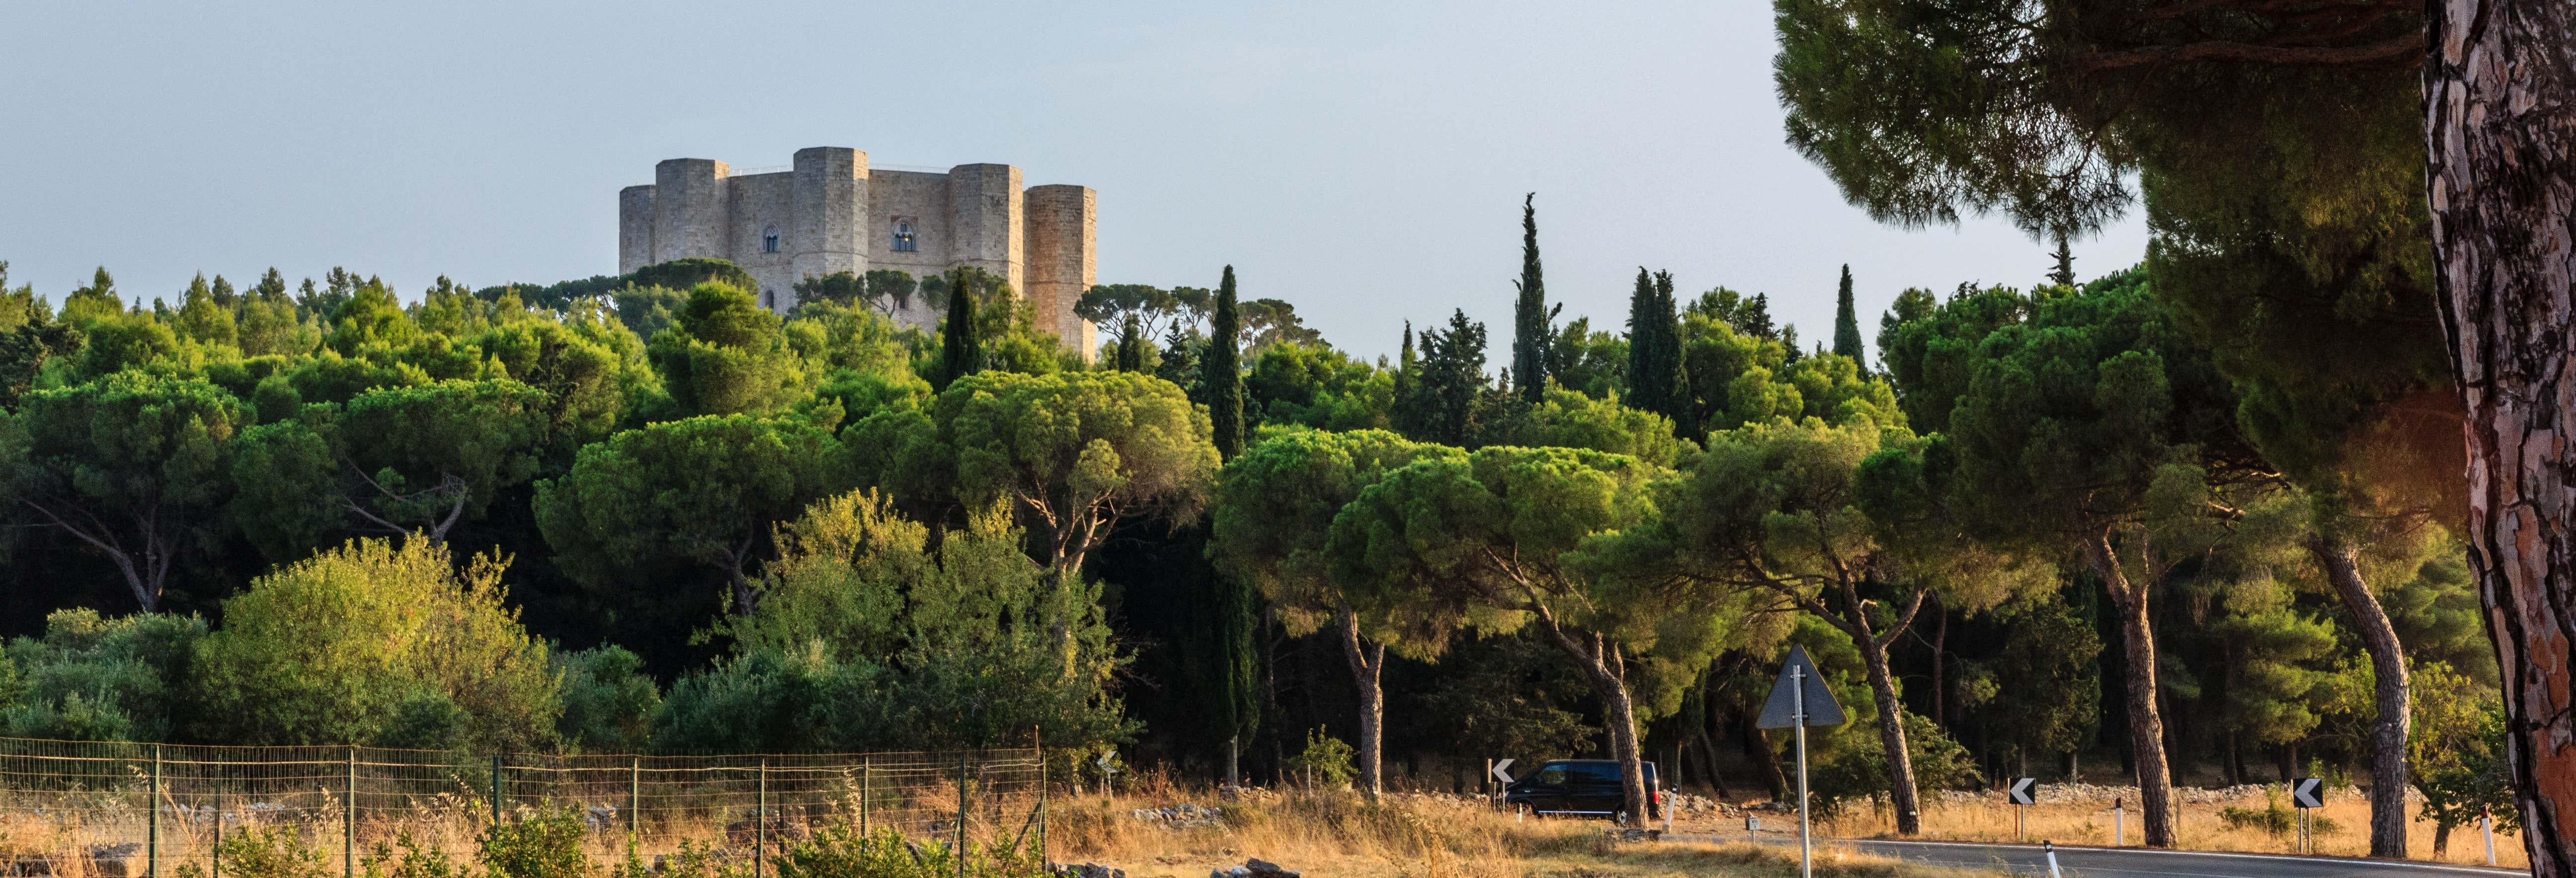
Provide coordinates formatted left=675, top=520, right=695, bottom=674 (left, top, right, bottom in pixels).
left=1244, top=858, right=1299, bottom=878
left=1048, top=864, right=1124, bottom=878
left=86, top=844, right=142, bottom=878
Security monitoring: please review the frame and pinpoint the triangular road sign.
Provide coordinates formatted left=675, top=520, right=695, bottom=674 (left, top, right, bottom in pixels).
left=1757, top=644, right=1847, bottom=729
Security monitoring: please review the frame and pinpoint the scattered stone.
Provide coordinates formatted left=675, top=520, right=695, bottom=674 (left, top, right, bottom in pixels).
left=1207, top=859, right=1300, bottom=878
left=1604, top=828, right=1662, bottom=843
left=86, top=844, right=141, bottom=878
left=1130, top=803, right=1225, bottom=829
left=6, top=855, right=54, bottom=877
left=1049, top=864, right=1125, bottom=878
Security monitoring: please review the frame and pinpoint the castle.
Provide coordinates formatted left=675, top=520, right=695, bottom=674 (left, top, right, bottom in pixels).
left=618, top=147, right=1096, bottom=354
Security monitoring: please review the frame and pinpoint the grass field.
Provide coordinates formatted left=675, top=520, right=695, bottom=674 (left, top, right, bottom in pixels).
left=1671, top=785, right=2528, bottom=870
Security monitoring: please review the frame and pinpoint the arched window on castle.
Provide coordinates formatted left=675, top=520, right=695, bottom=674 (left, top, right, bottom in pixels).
left=891, top=217, right=918, bottom=252
left=761, top=226, right=781, bottom=254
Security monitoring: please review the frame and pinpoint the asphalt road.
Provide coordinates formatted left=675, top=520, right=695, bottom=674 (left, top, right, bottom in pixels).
left=1668, top=834, right=2527, bottom=878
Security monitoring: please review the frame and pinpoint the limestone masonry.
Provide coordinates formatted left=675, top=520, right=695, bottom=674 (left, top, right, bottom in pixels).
left=618, top=147, right=1096, bottom=354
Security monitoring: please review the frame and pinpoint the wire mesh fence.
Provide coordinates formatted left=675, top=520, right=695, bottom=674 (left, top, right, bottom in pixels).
left=0, top=738, right=1047, bottom=878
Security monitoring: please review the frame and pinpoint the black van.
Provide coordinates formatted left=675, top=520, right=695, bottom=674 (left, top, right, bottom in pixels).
left=1502, top=759, right=1663, bottom=820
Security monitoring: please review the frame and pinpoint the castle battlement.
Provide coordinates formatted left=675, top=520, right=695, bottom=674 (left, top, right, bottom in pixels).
left=618, top=147, right=1096, bottom=355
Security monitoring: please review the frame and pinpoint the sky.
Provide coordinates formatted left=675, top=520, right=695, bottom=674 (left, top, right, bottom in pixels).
left=0, top=0, right=2148, bottom=363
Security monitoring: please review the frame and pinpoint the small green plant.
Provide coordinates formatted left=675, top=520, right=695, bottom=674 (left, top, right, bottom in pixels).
left=2219, top=788, right=2339, bottom=837
left=200, top=826, right=335, bottom=878
left=480, top=811, right=590, bottom=878
left=771, top=823, right=1042, bottom=878
left=613, top=839, right=744, bottom=878
left=1283, top=726, right=1356, bottom=788
left=364, top=833, right=475, bottom=878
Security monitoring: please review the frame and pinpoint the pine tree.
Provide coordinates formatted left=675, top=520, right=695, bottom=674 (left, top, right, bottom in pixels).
left=2049, top=237, right=2077, bottom=287
left=1204, top=266, right=1245, bottom=460
left=1511, top=193, right=1552, bottom=403
left=937, top=268, right=980, bottom=389
left=1832, top=263, right=1866, bottom=369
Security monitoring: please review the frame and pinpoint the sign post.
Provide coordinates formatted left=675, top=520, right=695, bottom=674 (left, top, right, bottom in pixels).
left=2007, top=778, right=2037, bottom=841
left=2290, top=778, right=2323, bottom=854
left=1758, top=645, right=1846, bottom=878
left=1488, top=759, right=1515, bottom=813
left=2113, top=798, right=2123, bottom=846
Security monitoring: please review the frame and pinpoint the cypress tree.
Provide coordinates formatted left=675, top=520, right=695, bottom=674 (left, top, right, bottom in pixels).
left=1624, top=268, right=1662, bottom=414
left=2049, top=236, right=2077, bottom=287
left=1116, top=314, right=1145, bottom=372
left=1649, top=270, right=1687, bottom=427
left=1511, top=193, right=1551, bottom=403
left=1204, top=266, right=1245, bottom=460
left=1832, top=263, right=1866, bottom=368
left=937, top=268, right=979, bottom=389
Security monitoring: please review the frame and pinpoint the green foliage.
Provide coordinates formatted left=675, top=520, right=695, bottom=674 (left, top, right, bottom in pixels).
left=648, top=283, right=814, bottom=417
left=2220, top=789, right=2340, bottom=837
left=1495, top=388, right=1690, bottom=468
left=553, top=645, right=660, bottom=752
left=771, top=823, right=1043, bottom=878
left=1286, top=726, right=1359, bottom=787
left=1243, top=343, right=1392, bottom=432
left=192, top=538, right=559, bottom=750
left=1205, top=267, right=1245, bottom=459
left=850, top=370, right=1216, bottom=572
left=2414, top=664, right=2517, bottom=839
left=1809, top=712, right=1981, bottom=818
left=6, top=370, right=252, bottom=610
left=479, top=810, right=589, bottom=878
left=1211, top=430, right=1462, bottom=638
left=661, top=491, right=1131, bottom=753
left=207, top=825, right=336, bottom=878
left=1622, top=271, right=1684, bottom=428
left=361, top=834, right=475, bottom=878
left=1544, top=317, right=1626, bottom=400
left=0, top=609, right=203, bottom=741
left=537, top=413, right=851, bottom=615
left=1512, top=193, right=1552, bottom=404
left=1831, top=265, right=1865, bottom=367
left=1392, top=309, right=1494, bottom=446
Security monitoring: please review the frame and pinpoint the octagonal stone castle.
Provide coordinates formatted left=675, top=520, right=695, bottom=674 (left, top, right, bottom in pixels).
left=618, top=147, right=1096, bottom=355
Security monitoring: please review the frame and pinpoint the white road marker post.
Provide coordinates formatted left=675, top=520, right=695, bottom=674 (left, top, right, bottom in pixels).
left=2113, top=798, right=2124, bottom=846
left=2484, top=807, right=2496, bottom=866
left=2043, top=840, right=2062, bottom=878
left=1794, top=663, right=1812, bottom=878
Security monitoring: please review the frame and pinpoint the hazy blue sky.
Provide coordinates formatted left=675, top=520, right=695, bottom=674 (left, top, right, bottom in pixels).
left=0, top=0, right=2146, bottom=361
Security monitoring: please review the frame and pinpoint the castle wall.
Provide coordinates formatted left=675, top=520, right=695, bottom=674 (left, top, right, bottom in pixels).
left=1025, top=184, right=1097, bottom=355
left=617, top=186, right=656, bottom=274
left=947, top=164, right=1024, bottom=296
left=651, top=159, right=729, bottom=265
left=618, top=149, right=1093, bottom=356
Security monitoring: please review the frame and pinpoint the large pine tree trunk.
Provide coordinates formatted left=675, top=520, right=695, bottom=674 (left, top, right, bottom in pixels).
left=2087, top=532, right=2177, bottom=847
left=1540, top=619, right=1654, bottom=822
left=1860, top=635, right=1924, bottom=834
left=1746, top=715, right=1791, bottom=800
left=1336, top=607, right=1387, bottom=797
left=2311, top=537, right=2412, bottom=858
left=2424, top=0, right=2576, bottom=871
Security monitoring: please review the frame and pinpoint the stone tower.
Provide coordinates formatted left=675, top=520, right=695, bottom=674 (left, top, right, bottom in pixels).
left=617, top=147, right=1096, bottom=356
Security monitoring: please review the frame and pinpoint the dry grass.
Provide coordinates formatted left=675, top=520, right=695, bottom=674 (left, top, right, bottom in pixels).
left=1048, top=789, right=1999, bottom=878
left=1765, top=791, right=2528, bottom=870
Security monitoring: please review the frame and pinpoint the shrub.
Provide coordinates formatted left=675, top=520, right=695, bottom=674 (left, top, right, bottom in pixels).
left=2219, top=788, right=2339, bottom=837
left=480, top=810, right=589, bottom=878
left=0, top=609, right=202, bottom=741
left=554, top=646, right=660, bottom=752
left=1283, top=727, right=1357, bottom=787
left=363, top=834, right=475, bottom=878
left=199, top=826, right=335, bottom=878
left=192, top=538, right=560, bottom=750
left=771, top=823, right=1041, bottom=878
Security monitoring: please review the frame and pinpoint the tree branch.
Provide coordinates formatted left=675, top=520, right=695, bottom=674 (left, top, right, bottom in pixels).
left=2072, top=31, right=2422, bottom=70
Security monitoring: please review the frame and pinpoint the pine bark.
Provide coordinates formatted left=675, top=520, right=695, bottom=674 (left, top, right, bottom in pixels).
left=2424, top=0, right=2576, bottom=871
left=2310, top=536, right=2412, bottom=857
left=2087, top=531, right=2177, bottom=847
left=1537, top=613, right=1653, bottom=822
left=1336, top=606, right=1387, bottom=797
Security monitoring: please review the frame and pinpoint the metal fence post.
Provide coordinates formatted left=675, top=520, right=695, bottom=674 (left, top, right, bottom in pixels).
left=343, top=747, right=355, bottom=878
left=1036, top=728, right=1047, bottom=869
left=148, top=745, right=160, bottom=878
left=956, top=753, right=969, bottom=878
left=628, top=757, right=640, bottom=861
left=860, top=756, right=870, bottom=835
left=756, top=758, right=768, bottom=878
left=212, top=793, right=222, bottom=878
left=490, top=755, right=502, bottom=827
